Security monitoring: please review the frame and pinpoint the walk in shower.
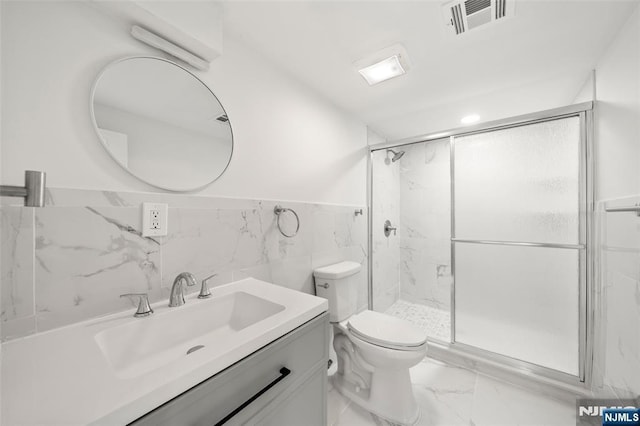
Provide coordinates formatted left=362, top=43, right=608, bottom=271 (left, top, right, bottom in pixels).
left=369, top=103, right=593, bottom=384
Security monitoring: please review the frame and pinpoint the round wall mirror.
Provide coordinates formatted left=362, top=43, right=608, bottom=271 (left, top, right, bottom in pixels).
left=90, top=56, right=233, bottom=191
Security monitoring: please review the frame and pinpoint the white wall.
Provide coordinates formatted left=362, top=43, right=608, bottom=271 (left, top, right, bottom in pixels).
left=594, top=6, right=640, bottom=201
left=572, top=70, right=595, bottom=104
left=373, top=71, right=592, bottom=142
left=0, top=1, right=367, bottom=205
left=592, top=4, right=640, bottom=400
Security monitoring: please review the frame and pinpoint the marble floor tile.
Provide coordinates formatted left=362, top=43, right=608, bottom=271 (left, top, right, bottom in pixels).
left=333, top=399, right=391, bottom=426
left=329, top=357, right=576, bottom=426
left=327, top=387, right=352, bottom=426
left=470, top=374, right=576, bottom=426
left=411, top=358, right=477, bottom=426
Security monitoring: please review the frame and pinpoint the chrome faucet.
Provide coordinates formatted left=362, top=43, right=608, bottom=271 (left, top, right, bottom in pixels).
left=169, top=272, right=197, bottom=307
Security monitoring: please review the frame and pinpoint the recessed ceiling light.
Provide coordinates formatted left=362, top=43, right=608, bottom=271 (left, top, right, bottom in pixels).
left=358, top=55, right=406, bottom=85
left=461, top=114, right=480, bottom=124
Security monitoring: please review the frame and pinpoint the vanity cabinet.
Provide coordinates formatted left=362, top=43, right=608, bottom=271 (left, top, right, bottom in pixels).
left=130, top=312, right=329, bottom=426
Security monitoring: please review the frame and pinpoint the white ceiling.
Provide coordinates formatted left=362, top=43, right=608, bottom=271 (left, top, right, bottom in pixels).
left=222, top=0, right=638, bottom=139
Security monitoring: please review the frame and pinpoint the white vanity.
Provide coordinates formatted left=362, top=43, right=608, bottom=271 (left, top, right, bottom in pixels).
left=132, top=311, right=327, bottom=425
left=1, top=278, right=329, bottom=425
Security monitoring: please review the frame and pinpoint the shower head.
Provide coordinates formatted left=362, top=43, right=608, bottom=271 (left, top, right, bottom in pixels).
left=387, top=149, right=405, bottom=162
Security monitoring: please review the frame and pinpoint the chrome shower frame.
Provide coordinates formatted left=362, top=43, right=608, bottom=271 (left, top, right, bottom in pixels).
left=367, top=101, right=594, bottom=391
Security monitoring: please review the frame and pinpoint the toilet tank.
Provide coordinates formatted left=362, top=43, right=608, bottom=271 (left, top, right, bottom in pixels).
left=313, top=261, right=361, bottom=322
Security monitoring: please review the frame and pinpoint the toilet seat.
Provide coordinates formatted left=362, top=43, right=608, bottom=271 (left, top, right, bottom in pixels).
left=346, top=310, right=427, bottom=351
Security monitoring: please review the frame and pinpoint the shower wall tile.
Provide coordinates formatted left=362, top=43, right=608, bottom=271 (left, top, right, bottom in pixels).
left=0, top=207, right=35, bottom=327
left=399, top=237, right=452, bottom=310
left=1, top=188, right=367, bottom=340
left=397, top=140, right=451, bottom=311
left=371, top=236, right=399, bottom=312
left=371, top=150, right=400, bottom=311
left=596, top=196, right=640, bottom=399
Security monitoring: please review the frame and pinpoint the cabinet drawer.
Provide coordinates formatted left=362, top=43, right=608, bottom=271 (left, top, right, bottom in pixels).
left=131, top=312, right=329, bottom=426
left=247, top=367, right=326, bottom=426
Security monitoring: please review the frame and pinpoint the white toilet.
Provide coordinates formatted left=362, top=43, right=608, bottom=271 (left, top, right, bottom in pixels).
left=313, top=261, right=427, bottom=425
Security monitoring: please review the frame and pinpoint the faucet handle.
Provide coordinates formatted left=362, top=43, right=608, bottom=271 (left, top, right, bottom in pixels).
left=198, top=274, right=216, bottom=299
left=120, top=293, right=153, bottom=318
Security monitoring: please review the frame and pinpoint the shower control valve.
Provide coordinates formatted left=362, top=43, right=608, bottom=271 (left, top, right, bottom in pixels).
left=384, top=220, right=397, bottom=237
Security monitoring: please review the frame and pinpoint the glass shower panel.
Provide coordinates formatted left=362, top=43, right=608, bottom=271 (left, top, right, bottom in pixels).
left=455, top=243, right=580, bottom=375
left=455, top=118, right=580, bottom=244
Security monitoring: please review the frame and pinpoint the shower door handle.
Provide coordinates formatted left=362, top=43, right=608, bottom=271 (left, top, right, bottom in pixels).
left=384, top=220, right=397, bottom=237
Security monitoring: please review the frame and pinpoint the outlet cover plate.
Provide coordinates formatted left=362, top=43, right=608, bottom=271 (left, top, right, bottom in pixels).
left=142, top=202, right=168, bottom=237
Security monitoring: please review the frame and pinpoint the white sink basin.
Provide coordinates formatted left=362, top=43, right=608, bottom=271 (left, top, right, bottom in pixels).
left=3, top=278, right=327, bottom=425
left=95, top=291, right=285, bottom=379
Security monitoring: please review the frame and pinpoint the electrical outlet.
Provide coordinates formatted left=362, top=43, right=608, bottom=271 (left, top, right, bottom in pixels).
left=142, top=203, right=168, bottom=237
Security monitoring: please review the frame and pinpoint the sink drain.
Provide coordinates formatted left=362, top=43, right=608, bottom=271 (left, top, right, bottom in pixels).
left=186, top=345, right=205, bottom=355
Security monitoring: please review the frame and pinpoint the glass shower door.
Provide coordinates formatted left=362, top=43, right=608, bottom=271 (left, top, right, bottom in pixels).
left=453, top=117, right=584, bottom=376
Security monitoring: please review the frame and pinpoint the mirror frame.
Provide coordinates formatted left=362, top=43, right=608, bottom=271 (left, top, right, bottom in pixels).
left=89, top=56, right=234, bottom=192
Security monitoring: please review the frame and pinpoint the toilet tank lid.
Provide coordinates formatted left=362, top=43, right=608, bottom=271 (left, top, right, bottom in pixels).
left=313, top=261, right=361, bottom=279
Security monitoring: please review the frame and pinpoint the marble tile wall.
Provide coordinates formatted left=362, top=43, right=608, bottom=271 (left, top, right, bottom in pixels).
left=371, top=150, right=400, bottom=312
left=592, top=196, right=640, bottom=400
left=398, top=140, right=451, bottom=311
left=0, top=188, right=367, bottom=341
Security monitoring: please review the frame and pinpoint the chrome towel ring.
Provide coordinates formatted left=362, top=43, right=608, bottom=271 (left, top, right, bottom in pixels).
left=274, top=205, right=300, bottom=238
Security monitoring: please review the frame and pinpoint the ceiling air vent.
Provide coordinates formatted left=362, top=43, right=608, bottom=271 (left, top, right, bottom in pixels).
left=442, top=0, right=514, bottom=35
left=216, top=114, right=229, bottom=123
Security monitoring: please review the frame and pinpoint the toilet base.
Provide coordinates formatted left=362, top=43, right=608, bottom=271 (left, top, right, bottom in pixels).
left=331, top=371, right=421, bottom=426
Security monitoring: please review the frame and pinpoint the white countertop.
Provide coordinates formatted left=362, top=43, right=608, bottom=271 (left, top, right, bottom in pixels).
left=1, top=278, right=327, bottom=425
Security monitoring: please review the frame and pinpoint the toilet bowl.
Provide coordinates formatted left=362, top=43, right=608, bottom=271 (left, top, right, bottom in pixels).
left=313, top=262, right=427, bottom=425
left=333, top=310, right=427, bottom=425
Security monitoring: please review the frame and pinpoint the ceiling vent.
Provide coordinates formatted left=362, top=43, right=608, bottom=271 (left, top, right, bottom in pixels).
left=442, top=0, right=514, bottom=35
left=216, top=114, right=229, bottom=123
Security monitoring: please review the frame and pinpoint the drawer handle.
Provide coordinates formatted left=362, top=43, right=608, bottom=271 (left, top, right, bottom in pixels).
left=214, top=367, right=291, bottom=426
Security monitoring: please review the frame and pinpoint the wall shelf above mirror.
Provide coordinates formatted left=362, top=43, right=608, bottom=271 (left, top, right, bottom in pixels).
left=90, top=56, right=233, bottom=192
